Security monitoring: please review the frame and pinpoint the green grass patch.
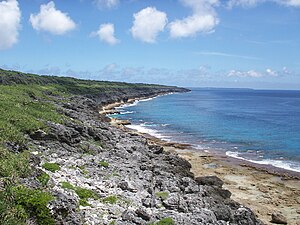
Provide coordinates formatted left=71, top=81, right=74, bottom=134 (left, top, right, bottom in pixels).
left=61, top=181, right=75, bottom=190
left=101, top=195, right=118, bottom=204
left=155, top=191, right=169, bottom=200
left=98, top=161, right=109, bottom=167
left=60, top=181, right=98, bottom=206
left=42, top=162, right=60, bottom=172
left=0, top=183, right=54, bottom=225
left=0, top=84, right=64, bottom=146
left=37, top=172, right=50, bottom=186
left=0, top=147, right=30, bottom=178
left=150, top=218, right=175, bottom=225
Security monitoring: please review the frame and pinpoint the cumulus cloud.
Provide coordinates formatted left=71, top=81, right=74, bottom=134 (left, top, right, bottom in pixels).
left=130, top=7, right=168, bottom=43
left=0, top=0, right=21, bottom=50
left=227, top=0, right=300, bottom=8
left=266, top=68, right=278, bottom=76
left=93, top=0, right=119, bottom=9
left=92, top=23, right=120, bottom=45
left=30, top=1, right=76, bottom=35
left=169, top=0, right=219, bottom=38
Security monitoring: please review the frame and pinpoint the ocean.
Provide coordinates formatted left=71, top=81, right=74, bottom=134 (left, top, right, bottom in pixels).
left=111, top=88, right=300, bottom=173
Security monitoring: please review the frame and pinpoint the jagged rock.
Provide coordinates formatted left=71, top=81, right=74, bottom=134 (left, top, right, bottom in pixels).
left=271, top=212, right=288, bottom=224
left=195, top=176, right=224, bottom=188
left=18, top=88, right=263, bottom=225
left=232, top=207, right=263, bottom=225
left=136, top=208, right=151, bottom=221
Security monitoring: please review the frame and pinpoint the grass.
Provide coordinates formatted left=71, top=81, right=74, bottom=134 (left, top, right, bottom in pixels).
left=0, top=84, right=64, bottom=146
left=149, top=218, right=175, bottom=225
left=0, top=147, right=30, bottom=178
left=61, top=181, right=75, bottom=190
left=155, top=191, right=169, bottom=200
left=101, top=195, right=118, bottom=204
left=98, top=161, right=109, bottom=167
left=0, top=68, right=183, bottom=224
left=60, top=181, right=98, bottom=206
left=42, top=162, right=60, bottom=173
left=37, top=172, right=50, bottom=186
left=0, top=182, right=54, bottom=225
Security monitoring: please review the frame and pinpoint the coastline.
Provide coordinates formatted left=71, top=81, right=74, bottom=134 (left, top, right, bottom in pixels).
left=104, top=94, right=300, bottom=225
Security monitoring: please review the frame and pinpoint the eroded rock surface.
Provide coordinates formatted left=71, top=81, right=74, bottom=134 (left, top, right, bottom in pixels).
left=26, top=93, right=264, bottom=225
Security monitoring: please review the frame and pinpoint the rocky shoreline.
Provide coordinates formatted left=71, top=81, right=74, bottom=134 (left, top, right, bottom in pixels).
left=21, top=88, right=264, bottom=224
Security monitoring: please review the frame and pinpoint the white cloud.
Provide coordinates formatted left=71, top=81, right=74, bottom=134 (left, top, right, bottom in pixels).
left=30, top=1, right=76, bottom=35
left=169, top=0, right=219, bottom=38
left=0, top=0, right=21, bottom=50
left=227, top=0, right=300, bottom=8
left=227, top=0, right=261, bottom=8
left=266, top=68, right=278, bottom=76
left=94, top=0, right=119, bottom=9
left=227, top=68, right=287, bottom=78
left=277, top=0, right=300, bottom=7
left=228, top=69, right=262, bottom=77
left=92, top=23, right=120, bottom=45
left=130, top=7, right=168, bottom=43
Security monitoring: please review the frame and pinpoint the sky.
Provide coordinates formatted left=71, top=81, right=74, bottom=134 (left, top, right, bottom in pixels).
left=0, top=0, right=300, bottom=89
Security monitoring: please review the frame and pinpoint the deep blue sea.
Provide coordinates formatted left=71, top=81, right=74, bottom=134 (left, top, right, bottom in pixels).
left=112, top=88, right=300, bottom=172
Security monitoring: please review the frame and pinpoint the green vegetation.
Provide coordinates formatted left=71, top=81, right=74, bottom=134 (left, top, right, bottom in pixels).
left=0, top=84, right=64, bottom=146
left=98, top=160, right=109, bottom=167
left=0, top=147, right=30, bottom=178
left=150, top=218, right=175, bottom=225
left=155, top=191, right=169, bottom=200
left=60, top=181, right=98, bottom=206
left=101, top=195, right=118, bottom=204
left=61, top=181, right=75, bottom=190
left=37, top=172, right=50, bottom=186
left=109, top=220, right=116, bottom=225
left=42, top=162, right=60, bottom=173
left=0, top=182, right=54, bottom=225
left=0, top=68, right=181, bottom=224
left=78, top=165, right=89, bottom=175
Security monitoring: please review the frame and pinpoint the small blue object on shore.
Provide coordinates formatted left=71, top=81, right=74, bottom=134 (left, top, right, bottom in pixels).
left=113, top=88, right=300, bottom=173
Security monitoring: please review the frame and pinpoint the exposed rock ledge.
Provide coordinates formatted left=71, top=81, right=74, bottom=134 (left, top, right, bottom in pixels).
left=26, top=90, right=264, bottom=225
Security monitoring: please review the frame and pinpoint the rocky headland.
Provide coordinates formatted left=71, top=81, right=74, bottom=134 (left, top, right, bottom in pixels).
left=0, top=69, right=264, bottom=225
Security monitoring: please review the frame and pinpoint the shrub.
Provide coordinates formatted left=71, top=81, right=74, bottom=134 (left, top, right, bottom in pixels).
left=61, top=181, right=75, bottom=190
left=0, top=183, right=54, bottom=225
left=155, top=191, right=169, bottom=200
left=60, top=181, right=98, bottom=206
left=101, top=195, right=118, bottom=204
left=42, top=162, right=60, bottom=172
left=98, top=161, right=109, bottom=167
left=0, top=147, right=30, bottom=178
left=37, top=172, right=50, bottom=186
left=157, top=218, right=174, bottom=225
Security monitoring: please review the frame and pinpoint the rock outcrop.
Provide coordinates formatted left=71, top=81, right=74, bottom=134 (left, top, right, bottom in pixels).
left=23, top=92, right=264, bottom=225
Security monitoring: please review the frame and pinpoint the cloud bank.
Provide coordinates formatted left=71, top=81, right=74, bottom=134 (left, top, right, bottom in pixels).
left=0, top=0, right=21, bottom=50
left=30, top=1, right=76, bottom=35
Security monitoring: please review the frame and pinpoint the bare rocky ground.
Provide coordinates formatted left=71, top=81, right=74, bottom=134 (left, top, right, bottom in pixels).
left=22, top=93, right=264, bottom=225
left=168, top=148, right=300, bottom=225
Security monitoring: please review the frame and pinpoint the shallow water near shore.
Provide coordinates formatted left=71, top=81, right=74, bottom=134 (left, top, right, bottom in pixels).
left=112, top=88, right=300, bottom=173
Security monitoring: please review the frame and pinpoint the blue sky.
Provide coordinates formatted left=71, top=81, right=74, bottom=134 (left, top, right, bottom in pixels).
left=0, top=0, right=300, bottom=89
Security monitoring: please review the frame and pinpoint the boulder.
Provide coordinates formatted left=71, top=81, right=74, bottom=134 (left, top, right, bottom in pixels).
left=271, top=212, right=288, bottom=224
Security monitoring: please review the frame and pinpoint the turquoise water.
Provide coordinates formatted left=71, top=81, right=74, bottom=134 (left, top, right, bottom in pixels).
left=113, top=88, right=300, bottom=172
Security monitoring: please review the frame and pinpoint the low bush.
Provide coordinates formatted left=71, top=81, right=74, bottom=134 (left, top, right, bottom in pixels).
left=42, top=163, right=60, bottom=173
